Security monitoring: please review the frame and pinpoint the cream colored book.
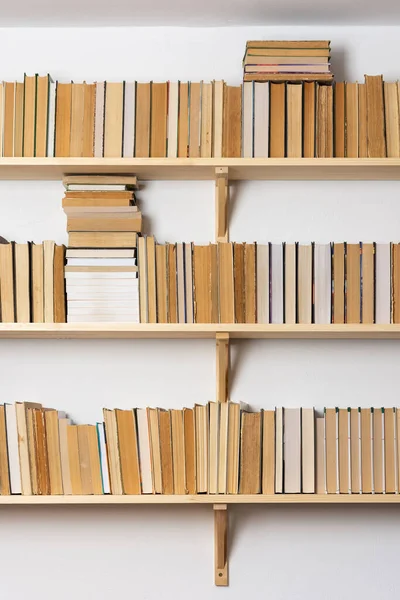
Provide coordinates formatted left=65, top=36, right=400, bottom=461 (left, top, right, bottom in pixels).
left=284, top=243, right=296, bottom=324
left=350, top=408, right=361, bottom=493
left=297, top=243, right=312, bottom=324
left=275, top=407, right=283, bottom=493
left=254, top=82, right=269, bottom=157
left=200, top=82, right=212, bottom=158
left=325, top=408, right=338, bottom=494
left=209, top=401, right=219, bottom=494
left=149, top=408, right=162, bottom=494
left=384, top=408, right=396, bottom=493
left=59, top=417, right=72, bottom=495
left=361, top=408, right=372, bottom=493
left=242, top=81, right=253, bottom=158
left=284, top=408, right=301, bottom=493
left=256, top=243, right=269, bottom=324
left=262, top=409, right=275, bottom=494
left=102, top=408, right=123, bottom=495
left=302, top=408, right=315, bottom=493
left=171, top=409, right=186, bottom=495
left=136, top=408, right=154, bottom=494
left=213, top=80, right=224, bottom=158
left=31, top=243, right=44, bottom=323
left=195, top=404, right=208, bottom=493
left=43, top=240, right=55, bottom=323
left=227, top=402, right=240, bottom=494
left=15, top=243, right=30, bottom=323
left=217, top=402, right=229, bottom=494
left=286, top=83, right=302, bottom=157
left=373, top=408, right=384, bottom=493
left=138, top=236, right=148, bottom=323
left=338, top=408, right=350, bottom=494
left=315, top=416, right=326, bottom=494
left=167, top=82, right=179, bottom=158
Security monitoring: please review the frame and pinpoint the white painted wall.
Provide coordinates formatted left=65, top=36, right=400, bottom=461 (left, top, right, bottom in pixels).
left=0, top=25, right=399, bottom=600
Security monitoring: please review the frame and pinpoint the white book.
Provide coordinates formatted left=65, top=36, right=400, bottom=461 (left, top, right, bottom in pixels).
left=67, top=289, right=139, bottom=298
left=97, top=423, right=111, bottom=494
left=68, top=308, right=139, bottom=317
left=254, top=82, right=269, bottom=157
left=65, top=272, right=138, bottom=279
left=376, top=243, right=391, bottom=324
left=67, top=314, right=140, bottom=323
left=275, top=407, right=283, bottom=493
left=68, top=300, right=139, bottom=309
left=284, top=408, right=301, bottom=493
left=242, top=81, right=253, bottom=158
left=94, top=81, right=105, bottom=158
left=256, top=243, right=269, bottom=323
left=217, top=402, right=229, bottom=494
left=167, top=82, right=179, bottom=157
left=314, top=243, right=332, bottom=324
left=209, top=401, right=220, bottom=494
left=5, top=404, right=21, bottom=494
left=270, top=243, right=283, bottom=324
left=176, top=243, right=186, bottom=323
left=67, top=258, right=137, bottom=267
left=66, top=183, right=130, bottom=191
left=47, top=80, right=56, bottom=157
left=66, top=249, right=136, bottom=259
left=136, top=409, right=153, bottom=494
left=123, top=82, right=135, bottom=158
left=66, top=278, right=139, bottom=287
left=284, top=243, right=296, bottom=324
left=302, top=408, right=315, bottom=493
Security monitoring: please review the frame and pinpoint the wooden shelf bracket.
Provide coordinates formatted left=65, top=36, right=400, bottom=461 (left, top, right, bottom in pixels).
left=214, top=504, right=229, bottom=586
left=215, top=167, right=229, bottom=242
left=216, top=332, right=229, bottom=402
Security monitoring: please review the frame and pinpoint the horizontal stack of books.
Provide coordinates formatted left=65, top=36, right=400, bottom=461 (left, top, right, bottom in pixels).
left=0, top=73, right=398, bottom=158
left=0, top=240, right=65, bottom=323
left=1, top=401, right=399, bottom=495
left=243, top=40, right=333, bottom=82
left=138, top=239, right=399, bottom=325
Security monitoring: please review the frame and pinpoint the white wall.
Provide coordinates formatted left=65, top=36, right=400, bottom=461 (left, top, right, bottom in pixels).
left=0, top=25, right=399, bottom=600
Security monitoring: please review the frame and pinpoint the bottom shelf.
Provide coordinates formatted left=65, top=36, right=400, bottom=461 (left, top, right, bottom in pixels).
left=1, top=494, right=400, bottom=504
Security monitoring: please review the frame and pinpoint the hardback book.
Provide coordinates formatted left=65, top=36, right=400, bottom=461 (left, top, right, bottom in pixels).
left=316, top=84, right=327, bottom=157
left=189, top=82, right=201, bottom=158
left=67, top=214, right=142, bottom=232
left=171, top=409, right=186, bottom=494
left=103, top=408, right=123, bottom=495
left=195, top=404, right=208, bottom=493
left=3, top=82, right=15, bottom=157
left=262, top=409, right=275, bottom=494
left=148, top=409, right=162, bottom=494
left=115, top=409, right=141, bottom=494
left=200, top=82, right=212, bottom=158
left=361, top=243, right=375, bottom=324
left=338, top=408, right=350, bottom=494
left=384, top=82, right=400, bottom=157
left=332, top=242, right=345, bottom=324
left=334, top=82, right=345, bottom=158
left=314, top=243, right=331, bottom=324
left=269, top=83, right=285, bottom=157
left=45, top=409, right=63, bottom=495
left=286, top=83, right=302, bottom=157
left=365, top=74, right=386, bottom=158
left=77, top=425, right=93, bottom=495
left=256, top=243, right=269, bottom=323
left=135, top=82, right=151, bottom=158
left=178, top=82, right=189, bottom=158
left=254, top=82, right=269, bottom=157
left=345, top=82, right=358, bottom=158
left=183, top=407, right=196, bottom=494
left=136, top=408, right=154, bottom=493
left=218, top=402, right=229, bottom=494
left=14, top=82, right=24, bottom=157
left=193, top=245, right=213, bottom=323
left=222, top=85, right=242, bottom=158
left=209, top=402, right=220, bottom=494
left=234, top=243, right=245, bottom=323
left=350, top=408, right=361, bottom=493
left=270, top=243, right=283, bottom=324
left=303, top=81, right=316, bottom=158
left=227, top=402, right=240, bottom=494
left=0, top=405, right=10, bottom=495
left=297, top=243, right=312, bottom=324
left=375, top=243, right=391, bottom=324
left=15, top=243, right=30, bottom=323
left=167, top=82, right=179, bottom=158
left=302, top=407, right=315, bottom=493
left=284, top=408, right=301, bottom=493
left=325, top=408, right=338, bottom=494
left=242, top=81, right=254, bottom=158
left=358, top=83, right=368, bottom=157
left=158, top=409, right=174, bottom=495
left=244, top=243, right=256, bottom=323
left=346, top=243, right=361, bottom=324
left=218, top=243, right=235, bottom=323
left=284, top=243, right=296, bottom=324
left=373, top=408, right=384, bottom=494
left=275, top=407, right=283, bottom=493
left=150, top=82, right=168, bottom=158
left=315, top=415, right=325, bottom=494
left=239, top=411, right=261, bottom=494
left=384, top=408, right=396, bottom=493
left=54, top=244, right=66, bottom=323
left=59, top=417, right=72, bottom=495
left=360, top=408, right=372, bottom=493
left=67, top=425, right=82, bottom=495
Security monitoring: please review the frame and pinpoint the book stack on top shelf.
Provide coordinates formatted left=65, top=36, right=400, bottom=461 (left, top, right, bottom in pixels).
left=64, top=175, right=140, bottom=323
left=242, top=40, right=333, bottom=82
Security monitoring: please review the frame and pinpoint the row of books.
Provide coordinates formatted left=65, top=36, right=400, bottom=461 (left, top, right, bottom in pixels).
left=243, top=40, right=333, bottom=82
left=1, top=401, right=399, bottom=495
left=0, top=241, right=65, bottom=323
left=0, top=74, right=395, bottom=159
left=137, top=240, right=400, bottom=325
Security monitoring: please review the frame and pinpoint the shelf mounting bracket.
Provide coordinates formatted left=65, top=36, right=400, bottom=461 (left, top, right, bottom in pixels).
left=216, top=332, right=229, bottom=403
left=215, top=167, right=229, bottom=243
left=214, top=503, right=229, bottom=586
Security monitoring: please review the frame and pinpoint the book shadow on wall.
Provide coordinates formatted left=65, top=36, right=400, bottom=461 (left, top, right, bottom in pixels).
left=330, top=46, right=348, bottom=82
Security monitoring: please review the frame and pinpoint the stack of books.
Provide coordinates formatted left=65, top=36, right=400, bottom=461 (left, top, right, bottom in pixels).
left=0, top=240, right=65, bottom=323
left=138, top=239, right=398, bottom=325
left=243, top=40, right=333, bottom=82
left=1, top=400, right=399, bottom=496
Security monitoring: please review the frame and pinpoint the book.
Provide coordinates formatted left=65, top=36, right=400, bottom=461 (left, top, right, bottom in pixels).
left=270, top=243, right=283, bottom=324
left=227, top=402, right=240, bottom=494
left=67, top=214, right=142, bottom=232
left=325, top=408, right=337, bottom=494
left=314, top=243, right=331, bottom=324
left=135, top=83, right=151, bottom=158
left=297, top=243, right=312, bottom=324
left=334, top=82, right=345, bottom=158
left=70, top=83, right=85, bottom=157
left=350, top=408, right=361, bottom=493
left=189, top=82, right=201, bottom=158
left=185, top=242, right=194, bottom=324
left=16, top=402, right=41, bottom=495
left=361, top=408, right=372, bottom=493
left=178, top=82, right=189, bottom=158
left=269, top=83, right=285, bottom=157
left=346, top=243, right=361, bottom=324
left=54, top=244, right=66, bottom=323
left=373, top=408, right=384, bottom=494
left=77, top=425, right=92, bottom=495
left=103, top=408, right=123, bottom=495
left=87, top=425, right=103, bottom=495
left=155, top=244, right=167, bottom=323
left=315, top=416, right=325, bottom=494
left=14, top=82, right=24, bottom=157
left=200, top=82, right=212, bottom=157
left=222, top=85, right=242, bottom=158
left=83, top=83, right=96, bottom=158
left=5, top=404, right=21, bottom=493
left=262, top=409, right=275, bottom=494
left=136, top=408, right=153, bottom=494
left=239, top=411, right=261, bottom=494
left=332, top=242, right=345, bottom=324
left=302, top=408, right=315, bottom=493
left=148, top=408, right=162, bottom=494
left=286, top=83, right=302, bottom=157
left=103, top=82, right=124, bottom=157
left=67, top=425, right=82, bottom=495
left=31, top=243, right=44, bottom=323
left=284, top=243, right=296, bottom=324
left=167, top=82, right=179, bottom=158
left=218, top=403, right=229, bottom=495
left=338, top=408, right=350, bottom=494
left=361, top=243, right=375, bottom=324
left=68, top=232, right=137, bottom=248
left=213, top=81, right=224, bottom=158
left=195, top=404, right=208, bottom=493
left=242, top=81, right=253, bottom=158
left=15, top=243, right=30, bottom=323
left=150, top=82, right=168, bottom=158
left=3, top=82, right=15, bottom=157
left=183, top=407, right=196, bottom=494
left=244, top=243, right=256, bottom=323
left=375, top=243, right=391, bottom=324
left=115, top=409, right=140, bottom=494
left=303, top=81, right=316, bottom=158
left=365, top=75, right=386, bottom=158
left=0, top=406, right=10, bottom=495
left=284, top=408, right=301, bottom=493
left=209, top=402, right=219, bottom=494
left=55, top=82, right=72, bottom=157
left=218, top=243, right=234, bottom=323
left=146, top=237, right=157, bottom=323
left=254, top=82, right=269, bottom=157
left=0, top=243, right=14, bottom=322
left=45, top=409, right=63, bottom=495
left=171, top=409, right=186, bottom=494
left=43, top=240, right=55, bottom=323
left=59, top=417, right=72, bottom=495
left=358, top=83, right=368, bottom=158
left=123, top=82, right=136, bottom=158
left=345, top=82, right=358, bottom=158
left=257, top=244, right=269, bottom=324
left=96, top=423, right=110, bottom=494
left=193, top=245, right=212, bottom=323
left=385, top=83, right=400, bottom=157
left=275, top=407, right=283, bottom=493
left=234, top=243, right=245, bottom=324
left=23, top=74, right=37, bottom=157
left=384, top=408, right=396, bottom=493
left=167, top=244, right=178, bottom=324
left=159, top=409, right=174, bottom=495
left=94, top=81, right=105, bottom=158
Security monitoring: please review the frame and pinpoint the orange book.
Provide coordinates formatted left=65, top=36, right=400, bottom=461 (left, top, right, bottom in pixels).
left=135, top=83, right=151, bottom=158
left=55, top=83, right=72, bottom=157
left=35, top=75, right=50, bottom=158
left=334, top=82, right=345, bottom=157
left=159, top=409, right=174, bottom=495
left=150, top=82, right=168, bottom=158
left=303, top=82, right=315, bottom=158
left=269, top=83, right=285, bottom=157
left=189, top=82, right=201, bottom=157
left=222, top=85, right=242, bottom=157
left=346, top=243, right=361, bottom=324
left=83, top=83, right=96, bottom=157
left=70, top=83, right=85, bottom=157
left=23, top=74, right=37, bottom=157
left=234, top=242, right=245, bottom=323
left=115, top=409, right=141, bottom=494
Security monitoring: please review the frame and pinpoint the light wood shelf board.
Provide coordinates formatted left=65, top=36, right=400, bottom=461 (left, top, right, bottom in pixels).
left=1, top=158, right=400, bottom=181
left=0, top=494, right=400, bottom=505
left=0, top=324, right=400, bottom=339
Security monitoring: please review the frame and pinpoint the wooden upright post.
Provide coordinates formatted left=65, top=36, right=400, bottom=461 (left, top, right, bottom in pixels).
left=214, top=504, right=228, bottom=586
left=216, top=332, right=229, bottom=403
left=215, top=167, right=229, bottom=243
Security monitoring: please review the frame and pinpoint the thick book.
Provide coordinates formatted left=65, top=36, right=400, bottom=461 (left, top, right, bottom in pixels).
left=86, top=424, right=103, bottom=495
left=103, top=408, right=123, bottom=495
left=16, top=402, right=41, bottom=495
left=45, top=409, right=63, bottom=495
left=159, top=409, right=174, bottom=495
left=59, top=417, right=72, bottom=495
left=103, top=82, right=124, bottom=157
left=136, top=408, right=154, bottom=494
left=150, top=82, right=168, bottom=158
left=218, top=403, right=229, bottom=494
left=314, top=243, right=331, bottom=324
left=135, top=83, right=151, bottom=158
left=115, top=409, right=141, bottom=494
left=184, top=407, right=196, bottom=494
left=171, top=409, right=186, bottom=495
left=213, top=80, right=224, bottom=158
left=284, top=243, right=296, bottom=325
left=333, top=242, right=345, bottom=324
left=338, top=408, right=350, bottom=494
left=346, top=243, right=361, bottom=324
left=222, top=85, right=242, bottom=158
left=384, top=82, right=400, bottom=157
left=284, top=408, right=301, bottom=493
left=254, top=82, right=269, bottom=157
left=3, top=82, right=15, bottom=157
left=244, top=243, right=256, bottom=324
left=70, top=83, right=85, bottom=157
left=325, top=408, right=338, bottom=494
left=269, top=83, right=285, bottom=157
left=286, top=83, right=302, bottom=157
left=77, top=425, right=92, bottom=495
left=297, top=243, right=312, bottom=324
left=345, top=82, right=358, bottom=158
left=239, top=411, right=261, bottom=494
left=302, top=407, right=315, bottom=493
left=55, top=82, right=72, bottom=157
left=148, top=408, right=162, bottom=494
left=0, top=243, right=14, bottom=322
left=189, top=82, right=201, bottom=158
left=262, top=409, right=275, bottom=494
left=227, top=402, right=240, bottom=494
left=193, top=245, right=212, bottom=323
left=365, top=75, right=386, bottom=158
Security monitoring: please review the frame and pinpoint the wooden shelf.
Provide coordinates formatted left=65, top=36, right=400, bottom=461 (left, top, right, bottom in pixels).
left=1, top=494, right=400, bottom=504
left=1, top=158, right=400, bottom=181
left=1, top=323, right=400, bottom=339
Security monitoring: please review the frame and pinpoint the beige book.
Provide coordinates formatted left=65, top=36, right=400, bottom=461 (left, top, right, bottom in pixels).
left=242, top=81, right=253, bottom=158
left=138, top=236, right=148, bottom=323
left=67, top=425, right=82, bottom=495
left=254, top=82, right=269, bottom=157
left=284, top=408, right=301, bottom=493
left=135, top=83, right=151, bottom=158
left=189, top=82, right=201, bottom=157
left=286, top=83, right=302, bottom=157
left=385, top=82, right=400, bottom=157
left=68, top=231, right=137, bottom=249
left=70, top=83, right=85, bottom=157
left=31, top=243, right=44, bottom=323
left=333, top=242, right=345, bottom=323
left=297, top=244, right=312, bottom=324
left=23, top=74, right=36, bottom=157
left=346, top=243, right=361, bottom=324
left=302, top=408, right=315, bottom=493
left=86, top=425, right=103, bottom=495
left=209, top=402, right=219, bottom=494
left=373, top=408, right=384, bottom=493
left=45, top=409, right=63, bottom=495
left=146, top=237, right=157, bottom=323
left=239, top=411, right=261, bottom=494
left=227, top=402, right=240, bottom=494
left=185, top=242, right=194, bottom=324
left=195, top=404, right=208, bottom=493
left=167, top=81, right=179, bottom=158
left=303, top=81, right=316, bottom=158
left=345, top=82, right=358, bottom=157
left=257, top=243, right=269, bottom=324
left=43, top=240, right=55, bottom=323
left=361, top=408, right=372, bottom=493
left=315, top=416, right=326, bottom=494
left=218, top=243, right=234, bottom=323
left=218, top=403, right=229, bottom=494
left=16, top=402, right=41, bottom=495
left=150, top=82, right=167, bottom=158
left=15, top=243, right=30, bottom=323
left=325, top=408, right=337, bottom=494
left=384, top=408, right=396, bottom=493
left=284, top=243, right=296, bottom=324
left=350, top=408, right=361, bottom=493
left=0, top=405, right=10, bottom=495
left=14, top=82, right=24, bottom=157
left=104, top=82, right=124, bottom=158
left=275, top=407, right=283, bottom=493
left=262, top=410, right=275, bottom=494
left=200, top=82, right=212, bottom=157
left=338, top=408, right=349, bottom=494
left=178, top=82, right=189, bottom=158
left=77, top=425, right=93, bottom=495
left=25, top=408, right=38, bottom=494
left=103, top=408, right=123, bottom=495
left=176, top=243, right=185, bottom=324
left=358, top=83, right=368, bottom=157
left=244, top=243, right=256, bottom=324
left=183, top=407, right=196, bottom=494
left=362, top=243, right=375, bottom=324
left=136, top=408, right=154, bottom=494
left=213, top=80, right=224, bottom=158
left=0, top=243, right=15, bottom=322
left=59, top=417, right=72, bottom=495
left=155, top=244, right=167, bottom=323
left=159, top=409, right=173, bottom=494
left=365, top=74, right=386, bottom=158
left=149, top=408, right=162, bottom=494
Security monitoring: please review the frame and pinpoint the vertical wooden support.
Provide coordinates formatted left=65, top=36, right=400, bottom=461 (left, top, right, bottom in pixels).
left=214, top=504, right=228, bottom=586
left=215, top=167, right=229, bottom=243
left=216, top=332, right=229, bottom=403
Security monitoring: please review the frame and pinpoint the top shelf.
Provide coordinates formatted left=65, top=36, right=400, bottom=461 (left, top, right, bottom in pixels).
left=2, top=158, right=400, bottom=181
